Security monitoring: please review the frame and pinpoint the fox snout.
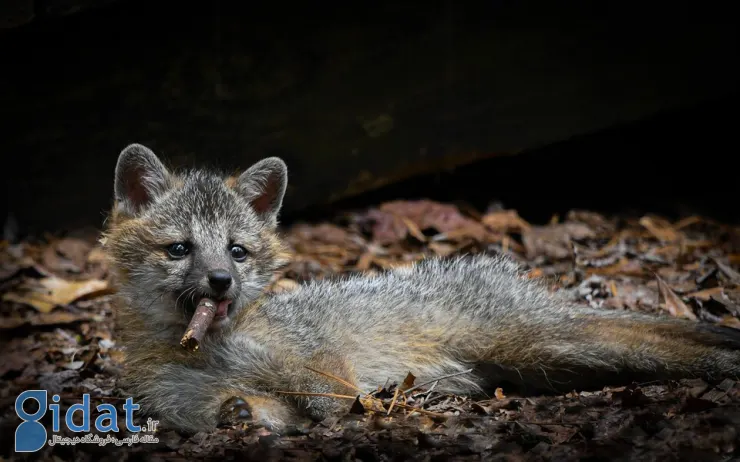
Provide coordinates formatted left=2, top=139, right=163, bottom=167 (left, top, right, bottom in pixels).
left=207, top=269, right=233, bottom=292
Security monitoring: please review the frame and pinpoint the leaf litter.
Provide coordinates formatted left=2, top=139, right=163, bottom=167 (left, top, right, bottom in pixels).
left=1, top=202, right=740, bottom=460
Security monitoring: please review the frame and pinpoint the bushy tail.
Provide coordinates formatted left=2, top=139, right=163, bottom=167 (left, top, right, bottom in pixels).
left=471, top=311, right=740, bottom=394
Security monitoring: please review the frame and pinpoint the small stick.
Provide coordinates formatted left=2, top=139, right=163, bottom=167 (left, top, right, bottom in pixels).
left=386, top=387, right=402, bottom=415
left=403, top=368, right=475, bottom=395
left=180, top=298, right=217, bottom=351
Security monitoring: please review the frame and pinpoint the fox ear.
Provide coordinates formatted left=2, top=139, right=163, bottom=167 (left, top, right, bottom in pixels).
left=114, top=143, right=172, bottom=216
left=236, top=157, right=288, bottom=227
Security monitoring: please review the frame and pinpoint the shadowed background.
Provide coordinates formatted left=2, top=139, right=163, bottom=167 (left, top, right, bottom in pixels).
left=1, top=0, right=737, bottom=235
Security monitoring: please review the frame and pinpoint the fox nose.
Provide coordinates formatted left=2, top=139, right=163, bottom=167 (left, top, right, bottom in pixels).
left=207, top=269, right=232, bottom=292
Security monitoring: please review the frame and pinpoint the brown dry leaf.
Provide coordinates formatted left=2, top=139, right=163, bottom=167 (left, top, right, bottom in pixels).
left=640, top=216, right=681, bottom=243
left=355, top=252, right=375, bottom=271
left=481, top=210, right=531, bottom=233
left=0, top=311, right=104, bottom=330
left=428, top=242, right=457, bottom=257
left=585, top=258, right=645, bottom=277
left=0, top=351, right=32, bottom=377
left=522, top=223, right=596, bottom=260
left=399, top=216, right=427, bottom=242
left=400, top=372, right=416, bottom=391
left=364, top=209, right=408, bottom=244
left=655, top=274, right=697, bottom=320
left=433, top=226, right=493, bottom=243
left=566, top=210, right=614, bottom=232
left=349, top=396, right=366, bottom=414
left=2, top=275, right=111, bottom=313
left=572, top=241, right=623, bottom=268
left=42, top=237, right=93, bottom=274
left=0, top=316, right=29, bottom=329
left=672, top=215, right=704, bottom=230
left=718, top=316, right=740, bottom=330
left=686, top=287, right=724, bottom=301
left=56, top=238, right=93, bottom=266
left=713, top=257, right=740, bottom=284
left=367, top=200, right=489, bottom=244
left=360, top=396, right=387, bottom=413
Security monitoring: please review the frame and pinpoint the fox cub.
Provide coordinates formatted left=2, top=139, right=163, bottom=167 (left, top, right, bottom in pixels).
left=103, top=143, right=740, bottom=433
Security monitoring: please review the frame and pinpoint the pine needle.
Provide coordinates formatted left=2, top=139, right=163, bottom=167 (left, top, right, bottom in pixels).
left=274, top=391, right=357, bottom=400
left=303, top=365, right=366, bottom=394
left=387, top=387, right=401, bottom=415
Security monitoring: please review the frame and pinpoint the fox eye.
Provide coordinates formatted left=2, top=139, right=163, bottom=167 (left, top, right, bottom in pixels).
left=166, top=243, right=190, bottom=259
left=230, top=245, right=248, bottom=262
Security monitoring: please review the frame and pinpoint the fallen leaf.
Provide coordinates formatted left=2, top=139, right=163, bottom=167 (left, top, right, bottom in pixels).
left=719, top=316, right=740, bottom=330
left=63, top=361, right=85, bottom=370
left=0, top=311, right=105, bottom=330
left=686, top=287, right=724, bottom=301
left=481, top=210, right=531, bottom=233
left=584, top=258, right=645, bottom=277
left=38, top=370, right=80, bottom=394
left=640, top=216, right=681, bottom=243
left=0, top=351, right=31, bottom=377
left=495, top=388, right=506, bottom=400
left=349, top=396, right=365, bottom=414
left=365, top=200, right=489, bottom=245
left=522, top=223, right=596, bottom=260
left=713, top=257, right=740, bottom=284
left=399, top=216, right=427, bottom=242
left=655, top=274, right=697, bottom=320
left=400, top=372, right=416, bottom=391
left=428, top=242, right=457, bottom=257
left=2, top=275, right=111, bottom=312
left=354, top=252, right=375, bottom=271
left=42, top=238, right=93, bottom=274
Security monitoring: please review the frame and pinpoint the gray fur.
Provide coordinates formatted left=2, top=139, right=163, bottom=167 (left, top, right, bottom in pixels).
left=105, top=144, right=740, bottom=434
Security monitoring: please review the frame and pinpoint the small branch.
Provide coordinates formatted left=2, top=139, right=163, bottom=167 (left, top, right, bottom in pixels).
left=386, top=387, right=402, bottom=415
left=392, top=402, right=446, bottom=418
left=404, top=368, right=475, bottom=395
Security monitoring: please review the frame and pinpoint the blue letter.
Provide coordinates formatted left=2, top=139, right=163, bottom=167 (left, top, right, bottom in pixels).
left=65, top=394, right=90, bottom=432
left=95, top=404, right=120, bottom=432
left=15, top=390, right=48, bottom=453
left=49, top=394, right=61, bottom=432
left=123, top=398, right=140, bottom=432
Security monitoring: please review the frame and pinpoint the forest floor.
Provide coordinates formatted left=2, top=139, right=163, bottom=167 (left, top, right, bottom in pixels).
left=2, top=200, right=740, bottom=461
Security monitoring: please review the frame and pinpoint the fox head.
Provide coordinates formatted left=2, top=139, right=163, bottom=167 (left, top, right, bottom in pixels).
left=103, top=143, right=289, bottom=332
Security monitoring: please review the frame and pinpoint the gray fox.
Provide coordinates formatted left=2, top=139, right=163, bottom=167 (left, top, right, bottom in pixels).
left=102, top=143, right=740, bottom=433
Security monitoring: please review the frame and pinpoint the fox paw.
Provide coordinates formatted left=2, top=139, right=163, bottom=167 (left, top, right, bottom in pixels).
left=217, top=395, right=296, bottom=432
left=218, top=396, right=254, bottom=428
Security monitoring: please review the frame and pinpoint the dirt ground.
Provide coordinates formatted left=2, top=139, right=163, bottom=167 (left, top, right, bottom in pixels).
left=2, top=200, right=740, bottom=461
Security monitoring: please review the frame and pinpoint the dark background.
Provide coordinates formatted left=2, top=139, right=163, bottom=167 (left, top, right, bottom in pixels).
left=1, top=0, right=738, bottom=236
